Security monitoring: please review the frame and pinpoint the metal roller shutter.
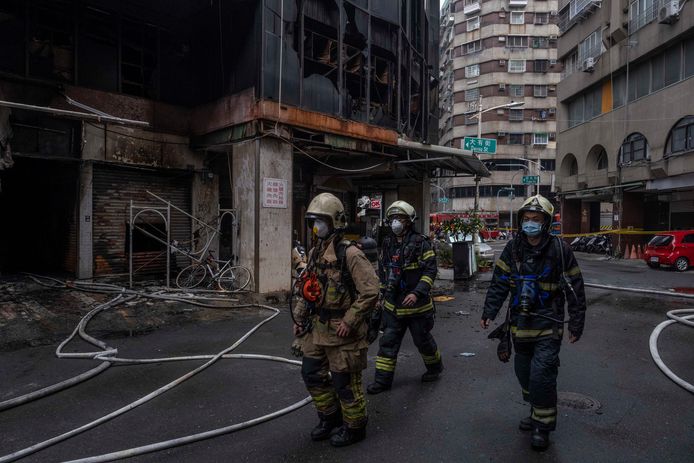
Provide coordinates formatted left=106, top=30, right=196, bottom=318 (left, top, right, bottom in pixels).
left=92, top=164, right=192, bottom=278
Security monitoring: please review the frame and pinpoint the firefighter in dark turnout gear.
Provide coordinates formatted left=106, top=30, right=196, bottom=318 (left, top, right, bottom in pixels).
left=367, top=201, right=442, bottom=394
left=481, top=194, right=586, bottom=451
left=293, top=193, right=379, bottom=447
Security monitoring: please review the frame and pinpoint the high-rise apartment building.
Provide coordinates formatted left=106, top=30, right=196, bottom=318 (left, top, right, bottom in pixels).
left=555, top=0, right=694, bottom=241
left=439, top=0, right=561, bottom=227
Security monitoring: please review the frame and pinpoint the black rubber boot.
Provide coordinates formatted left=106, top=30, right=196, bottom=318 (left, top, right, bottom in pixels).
left=310, top=412, right=342, bottom=441
left=366, top=382, right=391, bottom=395
left=531, top=428, right=550, bottom=451
left=519, top=417, right=532, bottom=431
left=329, top=425, right=366, bottom=447
left=422, top=360, right=444, bottom=382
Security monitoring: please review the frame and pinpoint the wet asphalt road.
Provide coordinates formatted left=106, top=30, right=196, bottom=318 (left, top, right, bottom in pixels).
left=0, top=252, right=692, bottom=463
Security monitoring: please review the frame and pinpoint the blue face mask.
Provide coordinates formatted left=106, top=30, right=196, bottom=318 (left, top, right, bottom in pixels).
left=522, top=220, right=543, bottom=237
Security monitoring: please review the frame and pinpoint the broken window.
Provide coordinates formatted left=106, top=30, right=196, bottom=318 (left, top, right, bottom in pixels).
left=302, top=0, right=340, bottom=114
left=120, top=20, right=158, bottom=98
left=27, top=1, right=74, bottom=82
left=78, top=6, right=119, bottom=92
left=0, top=0, right=25, bottom=75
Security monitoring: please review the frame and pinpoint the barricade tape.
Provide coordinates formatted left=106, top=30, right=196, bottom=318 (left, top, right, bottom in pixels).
left=492, top=228, right=673, bottom=238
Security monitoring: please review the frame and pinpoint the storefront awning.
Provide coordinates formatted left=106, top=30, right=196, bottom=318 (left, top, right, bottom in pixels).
left=395, top=139, right=490, bottom=178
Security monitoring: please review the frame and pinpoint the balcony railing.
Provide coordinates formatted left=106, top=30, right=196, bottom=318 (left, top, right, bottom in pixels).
left=463, top=1, right=481, bottom=15
left=509, top=0, right=528, bottom=8
left=628, top=0, right=660, bottom=34
left=558, top=0, right=602, bottom=34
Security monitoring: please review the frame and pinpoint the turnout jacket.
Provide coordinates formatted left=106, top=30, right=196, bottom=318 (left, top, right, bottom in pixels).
left=293, top=236, right=380, bottom=347
left=379, top=230, right=437, bottom=317
left=483, top=234, right=587, bottom=341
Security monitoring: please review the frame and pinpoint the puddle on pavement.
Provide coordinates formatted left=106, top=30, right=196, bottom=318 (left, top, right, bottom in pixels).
left=454, top=279, right=491, bottom=293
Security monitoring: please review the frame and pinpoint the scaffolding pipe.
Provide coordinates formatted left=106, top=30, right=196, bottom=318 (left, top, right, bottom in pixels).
left=0, top=100, right=150, bottom=127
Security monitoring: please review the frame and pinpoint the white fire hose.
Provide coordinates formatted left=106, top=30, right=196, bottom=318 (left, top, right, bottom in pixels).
left=0, top=276, right=310, bottom=463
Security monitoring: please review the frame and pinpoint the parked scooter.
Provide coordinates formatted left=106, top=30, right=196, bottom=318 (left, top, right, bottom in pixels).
left=584, top=235, right=600, bottom=253
left=591, top=234, right=613, bottom=256
left=571, top=236, right=590, bottom=252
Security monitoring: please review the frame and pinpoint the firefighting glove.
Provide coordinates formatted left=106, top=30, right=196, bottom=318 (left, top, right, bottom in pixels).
left=290, top=338, right=304, bottom=358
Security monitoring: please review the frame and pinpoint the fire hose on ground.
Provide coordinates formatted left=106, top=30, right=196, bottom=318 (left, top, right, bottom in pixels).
left=585, top=282, right=694, bottom=394
left=0, top=275, right=311, bottom=463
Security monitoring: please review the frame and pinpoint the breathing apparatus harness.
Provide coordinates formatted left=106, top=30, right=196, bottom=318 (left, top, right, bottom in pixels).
left=509, top=235, right=576, bottom=325
left=289, top=234, right=357, bottom=339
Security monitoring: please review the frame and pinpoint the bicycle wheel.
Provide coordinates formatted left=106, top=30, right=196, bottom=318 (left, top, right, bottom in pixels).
left=217, top=266, right=252, bottom=292
left=176, top=264, right=207, bottom=289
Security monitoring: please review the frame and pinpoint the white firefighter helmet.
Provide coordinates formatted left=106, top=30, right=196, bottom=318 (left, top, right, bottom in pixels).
left=385, top=200, right=417, bottom=222
left=305, top=192, right=347, bottom=230
left=517, top=194, right=554, bottom=232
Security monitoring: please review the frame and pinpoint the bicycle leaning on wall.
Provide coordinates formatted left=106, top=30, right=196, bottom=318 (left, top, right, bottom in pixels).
left=175, top=249, right=251, bottom=292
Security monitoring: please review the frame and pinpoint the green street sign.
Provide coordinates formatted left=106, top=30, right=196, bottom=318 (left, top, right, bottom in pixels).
left=522, top=175, right=539, bottom=184
left=438, top=197, right=449, bottom=203
left=463, top=137, right=497, bottom=154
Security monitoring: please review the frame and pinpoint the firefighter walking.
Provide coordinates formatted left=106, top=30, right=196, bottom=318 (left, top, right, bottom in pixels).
left=292, top=193, right=379, bottom=447
left=481, top=194, right=586, bottom=450
left=367, top=201, right=443, bottom=394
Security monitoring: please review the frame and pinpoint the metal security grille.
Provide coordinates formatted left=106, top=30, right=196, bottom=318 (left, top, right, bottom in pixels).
left=92, top=164, right=192, bottom=277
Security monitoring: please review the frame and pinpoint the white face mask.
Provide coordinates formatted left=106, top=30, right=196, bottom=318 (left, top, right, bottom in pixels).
left=312, top=219, right=330, bottom=239
left=391, top=219, right=405, bottom=235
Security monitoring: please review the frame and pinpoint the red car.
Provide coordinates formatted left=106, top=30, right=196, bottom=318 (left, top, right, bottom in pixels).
left=643, top=230, right=694, bottom=272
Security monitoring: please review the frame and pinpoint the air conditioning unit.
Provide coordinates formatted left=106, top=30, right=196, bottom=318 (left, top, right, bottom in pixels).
left=549, top=59, right=557, bottom=65
left=549, top=35, right=558, bottom=40
left=499, top=83, right=506, bottom=90
left=659, top=0, right=680, bottom=24
left=550, top=10, right=558, bottom=16
left=548, top=108, right=556, bottom=115
left=549, top=132, right=556, bottom=140
left=499, top=59, right=507, bottom=66
left=499, top=36, right=507, bottom=42
left=583, top=57, right=595, bottom=72
left=549, top=86, right=556, bottom=91
left=497, top=131, right=507, bottom=137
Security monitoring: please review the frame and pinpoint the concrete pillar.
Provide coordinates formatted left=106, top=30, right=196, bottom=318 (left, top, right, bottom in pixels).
left=78, top=161, right=93, bottom=279
left=191, top=171, right=220, bottom=257
left=233, top=137, right=292, bottom=293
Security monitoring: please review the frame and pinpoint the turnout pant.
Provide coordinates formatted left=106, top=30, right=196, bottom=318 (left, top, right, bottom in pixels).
left=374, top=310, right=442, bottom=386
left=300, top=335, right=368, bottom=429
left=513, top=337, right=561, bottom=431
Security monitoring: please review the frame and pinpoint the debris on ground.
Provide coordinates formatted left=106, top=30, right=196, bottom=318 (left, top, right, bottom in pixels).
left=454, top=310, right=471, bottom=315
left=455, top=352, right=476, bottom=357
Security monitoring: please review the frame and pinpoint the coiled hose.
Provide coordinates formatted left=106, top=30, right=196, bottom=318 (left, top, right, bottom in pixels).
left=586, top=282, right=694, bottom=394
left=0, top=275, right=310, bottom=463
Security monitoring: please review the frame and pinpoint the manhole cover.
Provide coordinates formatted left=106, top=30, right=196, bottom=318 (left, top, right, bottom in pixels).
left=557, top=392, right=601, bottom=412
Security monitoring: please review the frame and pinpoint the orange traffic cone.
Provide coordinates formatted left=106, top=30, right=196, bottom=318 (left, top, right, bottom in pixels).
left=624, top=244, right=631, bottom=259
left=630, top=244, right=639, bottom=259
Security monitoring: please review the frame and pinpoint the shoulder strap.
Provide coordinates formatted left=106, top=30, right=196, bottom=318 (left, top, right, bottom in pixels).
left=336, top=240, right=357, bottom=300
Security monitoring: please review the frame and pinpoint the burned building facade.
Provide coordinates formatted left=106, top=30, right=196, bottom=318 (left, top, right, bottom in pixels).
left=0, top=0, right=486, bottom=292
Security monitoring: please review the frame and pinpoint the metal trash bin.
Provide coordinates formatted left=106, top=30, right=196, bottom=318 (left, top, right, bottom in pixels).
left=452, top=241, right=474, bottom=280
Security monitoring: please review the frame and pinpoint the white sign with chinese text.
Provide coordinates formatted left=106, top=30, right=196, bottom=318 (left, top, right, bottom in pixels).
left=262, top=178, right=288, bottom=208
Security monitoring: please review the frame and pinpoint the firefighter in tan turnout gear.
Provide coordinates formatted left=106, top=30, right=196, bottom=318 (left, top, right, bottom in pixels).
left=481, top=194, right=586, bottom=451
left=367, top=201, right=442, bottom=394
left=292, top=193, right=379, bottom=447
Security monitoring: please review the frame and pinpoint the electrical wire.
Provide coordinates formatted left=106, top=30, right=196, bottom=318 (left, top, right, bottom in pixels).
left=85, top=122, right=190, bottom=146
left=276, top=134, right=388, bottom=173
